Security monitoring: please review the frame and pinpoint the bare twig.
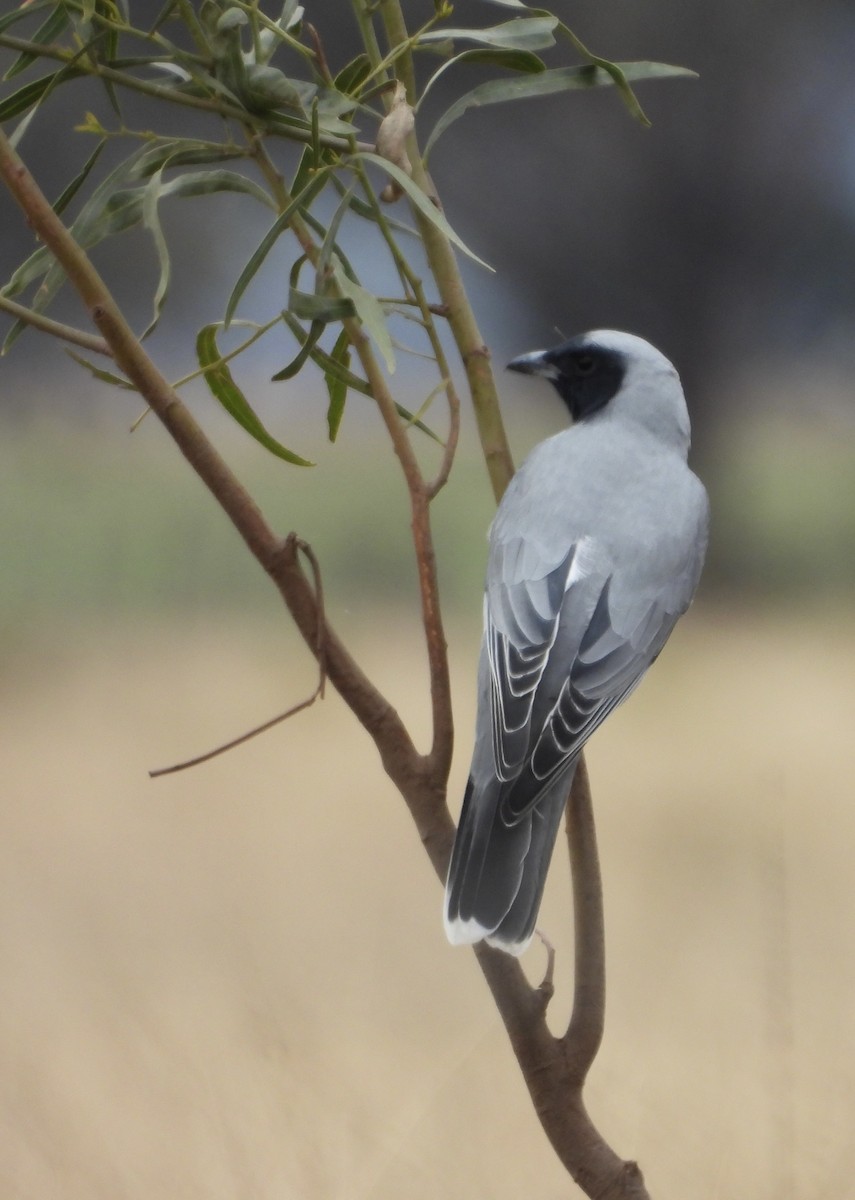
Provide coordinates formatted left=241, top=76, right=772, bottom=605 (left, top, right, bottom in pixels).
left=149, top=537, right=328, bottom=777
left=149, top=679, right=325, bottom=777
left=0, top=294, right=112, bottom=357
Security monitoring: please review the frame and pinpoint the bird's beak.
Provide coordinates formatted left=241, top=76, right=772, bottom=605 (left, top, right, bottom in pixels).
left=506, top=349, right=558, bottom=379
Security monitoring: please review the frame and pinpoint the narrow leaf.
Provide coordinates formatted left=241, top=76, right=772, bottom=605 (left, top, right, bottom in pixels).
left=0, top=2, right=55, bottom=35
left=349, top=153, right=493, bottom=271
left=4, top=5, right=70, bottom=79
left=420, top=17, right=557, bottom=53
left=420, top=46, right=544, bottom=108
left=288, top=289, right=355, bottom=322
left=324, top=329, right=350, bottom=441
left=196, top=324, right=314, bottom=466
left=141, top=164, right=171, bottom=338
left=0, top=70, right=83, bottom=123
left=424, top=61, right=697, bottom=158
left=223, top=169, right=329, bottom=328
left=331, top=258, right=395, bottom=373
left=270, top=318, right=324, bottom=381
left=52, top=139, right=106, bottom=217
left=66, top=351, right=136, bottom=389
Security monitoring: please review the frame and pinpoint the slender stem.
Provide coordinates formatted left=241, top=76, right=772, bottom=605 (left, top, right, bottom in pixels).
left=246, top=139, right=454, bottom=786
left=377, top=2, right=515, bottom=503
left=379, top=0, right=417, bottom=102
left=350, top=0, right=386, bottom=79
left=0, top=295, right=111, bottom=356
left=350, top=160, right=460, bottom=497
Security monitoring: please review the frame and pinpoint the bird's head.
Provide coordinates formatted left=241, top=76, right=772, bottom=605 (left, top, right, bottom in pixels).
left=507, top=329, right=691, bottom=451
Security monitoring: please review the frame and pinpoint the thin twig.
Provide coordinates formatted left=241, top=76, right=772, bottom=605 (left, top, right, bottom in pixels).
left=0, top=294, right=112, bottom=357
left=149, top=536, right=328, bottom=776
left=148, top=679, right=324, bottom=776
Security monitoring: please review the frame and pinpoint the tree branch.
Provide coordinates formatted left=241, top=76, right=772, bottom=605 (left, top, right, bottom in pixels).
left=0, top=128, right=424, bottom=801
left=246, top=146, right=455, bottom=792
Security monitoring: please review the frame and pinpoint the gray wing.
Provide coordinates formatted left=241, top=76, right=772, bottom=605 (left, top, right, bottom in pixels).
left=484, top=532, right=700, bottom=825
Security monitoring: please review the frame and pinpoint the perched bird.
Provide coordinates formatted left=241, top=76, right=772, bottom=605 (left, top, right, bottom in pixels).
left=444, top=330, right=709, bottom=956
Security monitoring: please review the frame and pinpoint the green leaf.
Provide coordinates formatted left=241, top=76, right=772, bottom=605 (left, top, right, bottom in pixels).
left=424, top=61, right=697, bottom=158
left=52, top=139, right=106, bottom=217
left=349, top=152, right=493, bottom=271
left=281, top=314, right=442, bottom=443
left=66, top=351, right=136, bottom=390
left=270, top=318, right=325, bottom=381
left=0, top=2, right=54, bottom=35
left=288, top=289, right=355, bottom=322
left=420, top=45, right=544, bottom=108
left=420, top=17, right=557, bottom=53
left=335, top=54, right=371, bottom=98
left=4, top=5, right=71, bottom=79
left=325, top=329, right=350, bottom=442
left=0, top=70, right=84, bottom=123
left=223, top=169, right=329, bottom=329
left=196, top=324, right=313, bottom=466
left=141, top=163, right=171, bottom=339
left=331, top=257, right=395, bottom=373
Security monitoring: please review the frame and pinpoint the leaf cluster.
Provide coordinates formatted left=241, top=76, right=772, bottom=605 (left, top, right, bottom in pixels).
left=0, top=0, right=692, bottom=464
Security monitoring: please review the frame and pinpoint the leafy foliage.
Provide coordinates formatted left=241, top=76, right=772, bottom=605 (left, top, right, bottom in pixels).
left=0, top=0, right=691, bottom=460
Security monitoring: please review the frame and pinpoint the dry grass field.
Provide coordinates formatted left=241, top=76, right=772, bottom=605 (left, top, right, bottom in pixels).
left=2, top=603, right=854, bottom=1199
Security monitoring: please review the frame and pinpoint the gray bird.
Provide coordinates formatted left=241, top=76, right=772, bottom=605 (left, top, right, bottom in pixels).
left=444, top=330, right=709, bottom=956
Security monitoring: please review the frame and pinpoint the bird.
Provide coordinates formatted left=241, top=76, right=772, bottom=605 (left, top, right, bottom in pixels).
left=443, top=329, right=709, bottom=956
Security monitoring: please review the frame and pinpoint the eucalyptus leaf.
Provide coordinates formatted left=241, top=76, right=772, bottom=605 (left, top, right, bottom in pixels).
left=196, top=324, right=313, bottom=466
left=424, top=61, right=697, bottom=158
left=141, top=164, right=171, bottom=339
left=223, top=169, right=329, bottom=328
left=4, top=5, right=70, bottom=79
left=420, top=45, right=544, bottom=108
left=420, top=17, right=557, bottom=52
left=0, top=70, right=84, bottom=123
left=0, top=2, right=55, bottom=34
left=335, top=55, right=371, bottom=98
left=331, top=258, right=395, bottom=373
left=349, top=153, right=493, bottom=271
left=325, top=329, right=350, bottom=441
left=288, top=289, right=355, bottom=322
left=270, top=318, right=324, bottom=380
left=52, top=140, right=106, bottom=217
left=66, top=351, right=136, bottom=390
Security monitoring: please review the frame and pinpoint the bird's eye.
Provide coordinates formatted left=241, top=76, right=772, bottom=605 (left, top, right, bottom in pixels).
left=574, top=354, right=596, bottom=376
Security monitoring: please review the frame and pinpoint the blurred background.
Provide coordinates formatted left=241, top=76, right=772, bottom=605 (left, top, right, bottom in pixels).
left=1, top=2, right=854, bottom=1197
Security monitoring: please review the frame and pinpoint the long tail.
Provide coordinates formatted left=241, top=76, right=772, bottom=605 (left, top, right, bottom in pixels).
left=443, top=765, right=576, bottom=955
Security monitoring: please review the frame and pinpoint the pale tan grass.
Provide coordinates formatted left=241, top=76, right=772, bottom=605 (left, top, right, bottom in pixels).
left=2, top=605, right=853, bottom=1198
